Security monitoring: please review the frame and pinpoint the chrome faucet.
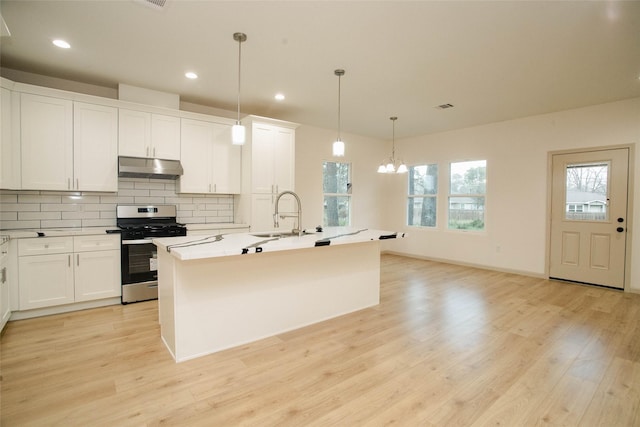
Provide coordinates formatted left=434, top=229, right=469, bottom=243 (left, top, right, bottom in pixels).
left=274, top=191, right=303, bottom=236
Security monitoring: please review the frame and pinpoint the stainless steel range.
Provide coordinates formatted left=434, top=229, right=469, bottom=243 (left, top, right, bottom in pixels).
left=116, top=205, right=187, bottom=304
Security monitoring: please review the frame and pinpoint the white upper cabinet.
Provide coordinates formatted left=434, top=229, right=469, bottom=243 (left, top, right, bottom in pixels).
left=20, top=94, right=117, bottom=192
left=20, top=93, right=74, bottom=190
left=250, top=123, right=294, bottom=195
left=118, top=109, right=180, bottom=160
left=73, top=102, right=118, bottom=192
left=179, top=118, right=240, bottom=194
left=0, top=86, right=20, bottom=189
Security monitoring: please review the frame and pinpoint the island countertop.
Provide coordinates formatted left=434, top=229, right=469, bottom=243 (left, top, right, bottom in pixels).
left=153, top=227, right=404, bottom=261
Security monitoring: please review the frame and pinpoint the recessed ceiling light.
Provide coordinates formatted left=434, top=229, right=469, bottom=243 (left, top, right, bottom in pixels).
left=52, top=39, right=71, bottom=49
left=185, top=72, right=198, bottom=79
left=274, top=93, right=285, bottom=101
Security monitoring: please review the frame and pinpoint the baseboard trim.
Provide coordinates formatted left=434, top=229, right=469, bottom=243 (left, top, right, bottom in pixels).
left=381, top=250, right=547, bottom=280
left=9, top=297, right=122, bottom=321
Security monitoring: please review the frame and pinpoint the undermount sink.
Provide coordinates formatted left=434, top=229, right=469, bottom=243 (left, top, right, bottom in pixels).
left=251, top=231, right=302, bottom=238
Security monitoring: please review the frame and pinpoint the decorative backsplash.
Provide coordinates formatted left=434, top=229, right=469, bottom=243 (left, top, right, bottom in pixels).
left=0, top=178, right=234, bottom=230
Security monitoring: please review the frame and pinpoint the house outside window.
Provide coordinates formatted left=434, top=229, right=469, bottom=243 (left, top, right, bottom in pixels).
left=407, top=164, right=438, bottom=227
left=323, top=161, right=351, bottom=226
left=448, top=160, right=486, bottom=231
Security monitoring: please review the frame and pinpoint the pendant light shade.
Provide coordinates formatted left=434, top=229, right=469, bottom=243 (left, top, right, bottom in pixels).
left=333, top=69, right=345, bottom=157
left=333, top=139, right=345, bottom=157
left=232, top=32, right=247, bottom=145
left=377, top=116, right=407, bottom=174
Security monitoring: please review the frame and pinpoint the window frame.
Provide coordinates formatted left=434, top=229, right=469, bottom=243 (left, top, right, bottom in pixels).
left=322, top=160, right=352, bottom=227
left=407, top=163, right=439, bottom=228
left=447, top=159, right=487, bottom=232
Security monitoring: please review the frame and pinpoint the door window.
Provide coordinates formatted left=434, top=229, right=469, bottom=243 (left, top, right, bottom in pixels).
left=565, top=162, right=609, bottom=221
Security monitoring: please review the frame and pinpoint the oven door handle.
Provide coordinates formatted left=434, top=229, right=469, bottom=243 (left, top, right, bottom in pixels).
left=122, top=239, right=155, bottom=245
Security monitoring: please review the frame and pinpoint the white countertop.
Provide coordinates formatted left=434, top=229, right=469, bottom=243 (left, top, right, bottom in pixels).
left=0, top=223, right=250, bottom=240
left=0, top=227, right=118, bottom=239
left=153, top=227, right=405, bottom=261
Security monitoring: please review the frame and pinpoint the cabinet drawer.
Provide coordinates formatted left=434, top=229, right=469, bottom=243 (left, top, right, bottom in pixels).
left=18, top=237, right=73, bottom=256
left=74, top=235, right=120, bottom=252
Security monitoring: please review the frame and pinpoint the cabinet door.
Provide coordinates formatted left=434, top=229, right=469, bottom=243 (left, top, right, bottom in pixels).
left=151, top=114, right=181, bottom=160
left=0, top=244, right=10, bottom=331
left=118, top=109, right=151, bottom=158
left=19, top=253, right=74, bottom=310
left=179, top=118, right=213, bottom=193
left=74, top=102, right=118, bottom=191
left=273, top=127, right=295, bottom=193
left=1, top=87, right=20, bottom=189
left=212, top=124, right=241, bottom=194
left=251, top=193, right=276, bottom=232
left=20, top=93, right=73, bottom=190
left=74, top=250, right=121, bottom=302
left=251, top=124, right=275, bottom=194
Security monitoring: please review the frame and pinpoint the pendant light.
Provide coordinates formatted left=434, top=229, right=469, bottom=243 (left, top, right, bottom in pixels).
left=232, top=32, right=247, bottom=145
left=332, top=69, right=345, bottom=157
left=378, top=116, right=408, bottom=174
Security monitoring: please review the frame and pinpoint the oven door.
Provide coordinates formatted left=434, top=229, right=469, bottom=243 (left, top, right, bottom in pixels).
left=121, top=238, right=158, bottom=304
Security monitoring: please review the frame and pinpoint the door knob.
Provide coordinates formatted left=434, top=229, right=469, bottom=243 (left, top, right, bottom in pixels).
left=617, top=218, right=624, bottom=223
left=617, top=227, right=624, bottom=233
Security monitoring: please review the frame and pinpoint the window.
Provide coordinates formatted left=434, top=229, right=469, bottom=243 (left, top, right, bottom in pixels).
left=323, top=161, right=351, bottom=226
left=448, top=160, right=486, bottom=230
left=565, top=162, right=608, bottom=221
left=407, top=164, right=438, bottom=227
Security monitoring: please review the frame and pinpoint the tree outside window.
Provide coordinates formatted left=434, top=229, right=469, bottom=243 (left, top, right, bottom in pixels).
left=408, top=164, right=438, bottom=227
left=323, top=161, right=351, bottom=227
left=448, top=160, right=486, bottom=230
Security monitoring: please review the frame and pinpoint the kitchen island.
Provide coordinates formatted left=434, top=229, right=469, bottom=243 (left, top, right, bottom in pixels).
left=154, top=227, right=403, bottom=362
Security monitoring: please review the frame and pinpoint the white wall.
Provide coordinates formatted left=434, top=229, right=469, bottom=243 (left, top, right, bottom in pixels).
left=294, top=125, right=388, bottom=230
left=381, top=97, right=640, bottom=291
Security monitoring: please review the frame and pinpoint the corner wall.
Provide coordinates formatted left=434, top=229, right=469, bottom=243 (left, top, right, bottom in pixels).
left=381, top=97, right=640, bottom=291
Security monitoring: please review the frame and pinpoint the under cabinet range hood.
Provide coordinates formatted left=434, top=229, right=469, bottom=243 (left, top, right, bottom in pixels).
left=118, top=156, right=183, bottom=179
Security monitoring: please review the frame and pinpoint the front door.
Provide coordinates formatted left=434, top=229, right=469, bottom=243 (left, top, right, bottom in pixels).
left=549, top=148, right=629, bottom=289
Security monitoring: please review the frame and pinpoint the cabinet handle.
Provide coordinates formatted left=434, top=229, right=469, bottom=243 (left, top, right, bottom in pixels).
left=68, top=254, right=71, bottom=267
left=214, top=183, right=217, bottom=193
left=153, top=147, right=156, bottom=157
left=76, top=178, right=79, bottom=190
left=1, top=267, right=6, bottom=284
left=146, top=146, right=149, bottom=157
left=77, top=254, right=80, bottom=267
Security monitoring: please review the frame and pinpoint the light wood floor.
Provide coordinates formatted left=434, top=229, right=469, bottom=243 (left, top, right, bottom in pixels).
left=2, top=254, right=640, bottom=426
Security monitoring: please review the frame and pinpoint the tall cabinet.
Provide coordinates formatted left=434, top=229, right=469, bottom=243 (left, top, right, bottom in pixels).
left=239, top=116, right=298, bottom=231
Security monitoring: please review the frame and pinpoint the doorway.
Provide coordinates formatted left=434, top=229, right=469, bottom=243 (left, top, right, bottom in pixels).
left=549, top=148, right=630, bottom=289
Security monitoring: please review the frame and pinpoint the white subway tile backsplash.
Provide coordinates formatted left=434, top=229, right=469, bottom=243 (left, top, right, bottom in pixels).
left=18, top=194, right=61, bottom=204
left=41, top=219, right=82, bottom=228
left=0, top=177, right=234, bottom=229
left=62, top=211, right=100, bottom=220
left=133, top=197, right=166, bottom=204
left=41, top=204, right=81, bottom=212
left=19, top=212, right=61, bottom=221
left=0, top=203, right=40, bottom=212
left=0, top=212, right=17, bottom=221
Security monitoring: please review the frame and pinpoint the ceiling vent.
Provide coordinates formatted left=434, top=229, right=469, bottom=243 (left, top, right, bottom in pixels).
left=134, top=0, right=167, bottom=11
left=435, top=103, right=454, bottom=110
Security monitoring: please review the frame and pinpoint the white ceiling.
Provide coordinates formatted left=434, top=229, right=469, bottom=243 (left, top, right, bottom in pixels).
left=1, top=1, right=639, bottom=140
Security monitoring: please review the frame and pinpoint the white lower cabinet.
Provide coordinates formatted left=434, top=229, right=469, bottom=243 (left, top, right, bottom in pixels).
left=0, top=239, right=12, bottom=331
left=73, top=250, right=121, bottom=302
left=19, top=252, right=75, bottom=310
left=18, top=235, right=120, bottom=310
